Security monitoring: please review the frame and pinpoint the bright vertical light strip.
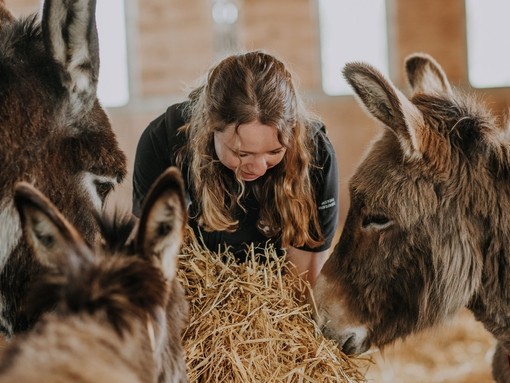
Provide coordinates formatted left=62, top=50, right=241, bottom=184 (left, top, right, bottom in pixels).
left=318, top=0, right=389, bottom=95
left=96, top=0, right=129, bottom=107
left=466, top=0, right=510, bottom=88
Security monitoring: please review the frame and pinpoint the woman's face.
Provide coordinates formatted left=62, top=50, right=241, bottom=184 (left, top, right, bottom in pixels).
left=214, top=120, right=286, bottom=181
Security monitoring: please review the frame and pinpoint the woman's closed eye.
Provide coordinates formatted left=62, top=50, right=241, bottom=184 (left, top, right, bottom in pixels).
left=236, top=148, right=285, bottom=158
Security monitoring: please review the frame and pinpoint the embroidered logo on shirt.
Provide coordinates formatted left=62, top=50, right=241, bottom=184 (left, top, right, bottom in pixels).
left=318, top=198, right=336, bottom=210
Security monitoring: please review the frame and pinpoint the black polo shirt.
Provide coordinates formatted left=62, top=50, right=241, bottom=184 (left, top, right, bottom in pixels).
left=132, top=102, right=339, bottom=259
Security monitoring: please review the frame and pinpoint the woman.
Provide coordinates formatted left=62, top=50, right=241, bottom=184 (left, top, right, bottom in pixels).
left=132, top=51, right=338, bottom=285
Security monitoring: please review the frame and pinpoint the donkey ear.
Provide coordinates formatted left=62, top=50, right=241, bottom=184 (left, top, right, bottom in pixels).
left=343, top=62, right=425, bottom=159
left=136, top=167, right=187, bottom=281
left=405, top=53, right=452, bottom=96
left=14, top=182, right=90, bottom=269
left=41, top=0, right=99, bottom=119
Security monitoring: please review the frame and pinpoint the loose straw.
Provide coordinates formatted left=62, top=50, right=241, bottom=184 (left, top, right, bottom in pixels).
left=177, top=230, right=370, bottom=382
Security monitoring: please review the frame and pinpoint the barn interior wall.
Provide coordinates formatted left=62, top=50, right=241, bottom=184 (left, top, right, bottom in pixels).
left=10, top=0, right=510, bottom=235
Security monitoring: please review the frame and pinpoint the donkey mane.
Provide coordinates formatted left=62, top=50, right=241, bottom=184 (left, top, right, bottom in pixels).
left=24, top=253, right=168, bottom=338
left=403, top=90, right=510, bottom=204
left=0, top=15, right=40, bottom=48
left=94, top=211, right=138, bottom=254
left=422, top=86, right=510, bottom=152
left=412, top=91, right=502, bottom=148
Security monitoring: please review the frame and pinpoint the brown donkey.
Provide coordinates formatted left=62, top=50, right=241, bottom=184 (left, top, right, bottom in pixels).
left=0, top=0, right=126, bottom=335
left=313, top=53, right=510, bottom=382
left=0, top=167, right=188, bottom=383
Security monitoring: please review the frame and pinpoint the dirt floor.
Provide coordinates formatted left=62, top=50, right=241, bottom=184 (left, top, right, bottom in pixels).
left=0, top=309, right=496, bottom=382
left=361, top=309, right=496, bottom=383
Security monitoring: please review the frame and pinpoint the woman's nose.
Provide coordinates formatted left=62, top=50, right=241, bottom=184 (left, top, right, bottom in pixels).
left=246, top=156, right=268, bottom=176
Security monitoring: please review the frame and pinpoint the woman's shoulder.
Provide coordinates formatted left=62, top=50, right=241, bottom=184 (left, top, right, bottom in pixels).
left=137, top=101, right=191, bottom=163
left=161, top=101, right=191, bottom=136
left=165, top=101, right=191, bottom=125
left=143, top=101, right=187, bottom=133
left=307, top=120, right=335, bottom=158
left=142, top=101, right=189, bottom=146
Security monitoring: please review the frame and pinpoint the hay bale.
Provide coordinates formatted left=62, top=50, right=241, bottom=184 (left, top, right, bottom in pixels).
left=178, top=233, right=369, bottom=382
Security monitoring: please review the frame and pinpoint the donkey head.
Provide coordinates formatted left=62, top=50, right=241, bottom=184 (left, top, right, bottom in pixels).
left=9, top=167, right=188, bottom=383
left=314, top=53, right=509, bottom=355
left=0, top=0, right=126, bottom=335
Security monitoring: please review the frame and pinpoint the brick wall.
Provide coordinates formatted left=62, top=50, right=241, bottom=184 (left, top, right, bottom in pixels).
left=8, top=0, right=510, bottom=230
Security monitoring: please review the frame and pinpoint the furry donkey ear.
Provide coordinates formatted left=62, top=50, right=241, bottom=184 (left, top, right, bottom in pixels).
left=136, top=167, right=187, bottom=281
left=343, top=62, right=425, bottom=159
left=405, top=53, right=452, bottom=97
left=13, top=182, right=91, bottom=269
left=42, top=0, right=100, bottom=119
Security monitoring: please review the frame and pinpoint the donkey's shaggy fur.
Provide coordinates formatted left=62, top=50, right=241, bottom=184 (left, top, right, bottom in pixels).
left=313, top=53, right=510, bottom=382
left=0, top=0, right=126, bottom=335
left=0, top=167, right=188, bottom=383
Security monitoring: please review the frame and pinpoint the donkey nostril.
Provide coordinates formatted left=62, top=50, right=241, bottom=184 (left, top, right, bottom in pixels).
left=319, top=323, right=370, bottom=355
left=341, top=333, right=359, bottom=355
left=320, top=325, right=371, bottom=355
left=341, top=332, right=371, bottom=355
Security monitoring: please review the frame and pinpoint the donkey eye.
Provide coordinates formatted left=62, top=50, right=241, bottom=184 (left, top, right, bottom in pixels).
left=362, top=214, right=391, bottom=229
left=94, top=181, right=114, bottom=202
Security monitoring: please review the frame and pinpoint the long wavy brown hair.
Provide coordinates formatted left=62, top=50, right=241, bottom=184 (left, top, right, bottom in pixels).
left=177, top=51, right=324, bottom=249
